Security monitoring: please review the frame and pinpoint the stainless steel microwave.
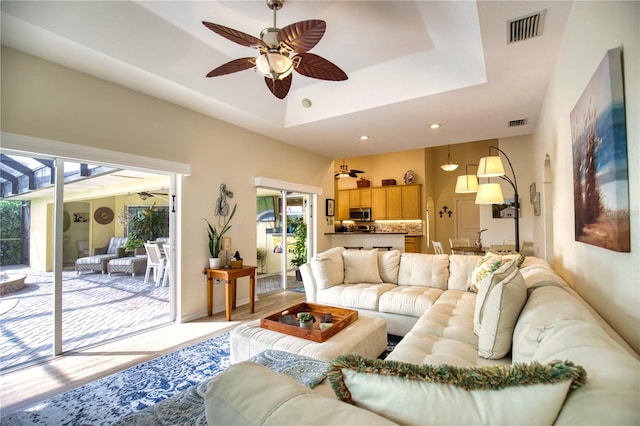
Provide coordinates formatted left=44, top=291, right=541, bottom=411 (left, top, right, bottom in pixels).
left=349, top=207, right=371, bottom=221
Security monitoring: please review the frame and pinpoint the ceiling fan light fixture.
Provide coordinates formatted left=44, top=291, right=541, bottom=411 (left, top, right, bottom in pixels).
left=256, top=52, right=294, bottom=80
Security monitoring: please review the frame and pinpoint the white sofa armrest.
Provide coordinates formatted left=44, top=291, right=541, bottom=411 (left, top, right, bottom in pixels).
left=300, top=263, right=317, bottom=303
left=205, top=362, right=396, bottom=425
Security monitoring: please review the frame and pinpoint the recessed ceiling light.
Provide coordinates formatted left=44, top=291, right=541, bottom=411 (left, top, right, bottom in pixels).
left=301, top=98, right=312, bottom=108
left=359, top=135, right=369, bottom=141
left=430, top=123, right=441, bottom=129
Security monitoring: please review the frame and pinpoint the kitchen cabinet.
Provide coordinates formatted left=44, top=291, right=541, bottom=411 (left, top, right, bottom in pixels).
left=349, top=188, right=371, bottom=208
left=337, top=184, right=421, bottom=220
left=370, top=188, right=386, bottom=220
left=385, top=187, right=402, bottom=219
left=405, top=236, right=422, bottom=253
left=337, top=191, right=350, bottom=220
left=401, top=185, right=421, bottom=219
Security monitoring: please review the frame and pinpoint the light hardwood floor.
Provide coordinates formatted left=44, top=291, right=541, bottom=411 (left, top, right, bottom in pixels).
left=0, top=290, right=305, bottom=415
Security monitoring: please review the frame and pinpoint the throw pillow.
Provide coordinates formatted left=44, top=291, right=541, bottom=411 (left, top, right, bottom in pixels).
left=470, top=253, right=506, bottom=293
left=473, top=260, right=527, bottom=359
left=309, top=247, right=345, bottom=289
left=328, top=354, right=586, bottom=426
left=469, top=251, right=526, bottom=293
left=343, top=249, right=383, bottom=284
left=377, top=250, right=401, bottom=284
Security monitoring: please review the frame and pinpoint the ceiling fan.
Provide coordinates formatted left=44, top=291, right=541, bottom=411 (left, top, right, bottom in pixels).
left=334, top=160, right=364, bottom=178
left=137, top=191, right=168, bottom=201
left=202, top=0, right=348, bottom=99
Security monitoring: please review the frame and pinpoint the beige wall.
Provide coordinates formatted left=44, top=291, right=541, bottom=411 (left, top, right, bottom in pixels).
left=531, top=1, right=639, bottom=352
left=1, top=47, right=335, bottom=322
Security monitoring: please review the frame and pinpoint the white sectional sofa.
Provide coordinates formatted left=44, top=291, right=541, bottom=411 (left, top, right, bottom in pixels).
left=204, top=248, right=640, bottom=425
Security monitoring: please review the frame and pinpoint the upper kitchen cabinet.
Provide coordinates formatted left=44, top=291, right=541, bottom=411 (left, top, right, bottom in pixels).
left=337, top=184, right=421, bottom=220
left=349, top=188, right=371, bottom=208
left=401, top=185, right=421, bottom=219
left=337, top=190, right=350, bottom=220
left=385, top=187, right=402, bottom=219
left=371, top=188, right=386, bottom=220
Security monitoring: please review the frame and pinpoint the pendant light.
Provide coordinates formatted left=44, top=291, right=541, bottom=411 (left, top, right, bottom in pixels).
left=440, top=145, right=459, bottom=172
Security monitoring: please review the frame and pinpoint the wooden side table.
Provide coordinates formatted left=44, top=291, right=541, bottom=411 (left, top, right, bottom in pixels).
left=205, top=266, right=257, bottom=321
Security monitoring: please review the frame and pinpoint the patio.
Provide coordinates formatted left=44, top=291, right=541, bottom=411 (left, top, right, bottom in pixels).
left=0, top=265, right=302, bottom=372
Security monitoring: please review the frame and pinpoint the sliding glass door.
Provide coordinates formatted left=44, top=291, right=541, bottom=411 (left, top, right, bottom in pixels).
left=0, top=151, right=175, bottom=372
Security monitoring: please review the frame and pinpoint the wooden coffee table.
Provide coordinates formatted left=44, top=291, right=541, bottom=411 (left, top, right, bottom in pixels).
left=230, top=303, right=387, bottom=363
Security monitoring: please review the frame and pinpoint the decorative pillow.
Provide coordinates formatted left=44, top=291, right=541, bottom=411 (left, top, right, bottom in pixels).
left=474, top=260, right=527, bottom=359
left=377, top=250, right=401, bottom=284
left=328, top=354, right=586, bottom=426
left=309, top=247, right=345, bottom=289
left=469, top=251, right=526, bottom=293
left=343, top=249, right=383, bottom=284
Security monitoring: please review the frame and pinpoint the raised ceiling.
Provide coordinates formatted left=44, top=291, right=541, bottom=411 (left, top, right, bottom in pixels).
left=1, top=1, right=573, bottom=159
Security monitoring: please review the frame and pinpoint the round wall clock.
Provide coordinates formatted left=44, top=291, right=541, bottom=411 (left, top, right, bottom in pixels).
left=94, top=207, right=114, bottom=225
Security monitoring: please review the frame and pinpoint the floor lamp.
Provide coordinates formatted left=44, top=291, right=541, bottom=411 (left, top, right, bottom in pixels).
left=475, top=146, right=520, bottom=251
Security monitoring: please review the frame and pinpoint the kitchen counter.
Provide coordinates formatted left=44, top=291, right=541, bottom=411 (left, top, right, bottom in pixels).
left=326, top=232, right=409, bottom=251
left=324, top=231, right=408, bottom=235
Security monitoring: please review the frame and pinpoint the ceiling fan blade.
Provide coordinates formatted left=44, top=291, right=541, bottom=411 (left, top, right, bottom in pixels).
left=351, top=169, right=364, bottom=174
left=264, top=74, right=293, bottom=99
left=294, top=53, right=348, bottom=81
left=349, top=172, right=358, bottom=178
left=202, top=21, right=266, bottom=49
left=206, top=58, right=255, bottom=77
left=278, top=20, right=326, bottom=53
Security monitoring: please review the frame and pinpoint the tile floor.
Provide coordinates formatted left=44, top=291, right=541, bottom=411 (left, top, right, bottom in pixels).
left=0, top=265, right=303, bottom=373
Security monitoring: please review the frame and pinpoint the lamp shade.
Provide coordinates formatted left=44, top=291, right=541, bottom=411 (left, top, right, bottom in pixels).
left=477, top=156, right=505, bottom=177
left=221, top=237, right=232, bottom=251
left=255, top=52, right=294, bottom=80
left=475, top=183, right=505, bottom=204
left=455, top=175, right=479, bottom=193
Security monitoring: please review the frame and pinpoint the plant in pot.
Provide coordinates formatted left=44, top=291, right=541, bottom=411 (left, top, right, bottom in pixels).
left=205, top=203, right=237, bottom=269
left=297, top=312, right=315, bottom=329
left=289, top=217, right=307, bottom=281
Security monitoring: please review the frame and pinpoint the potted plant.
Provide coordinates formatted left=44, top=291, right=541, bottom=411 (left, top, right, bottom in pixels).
left=297, top=312, right=315, bottom=329
left=289, top=217, right=307, bottom=280
left=256, top=248, right=266, bottom=273
left=205, top=203, right=237, bottom=268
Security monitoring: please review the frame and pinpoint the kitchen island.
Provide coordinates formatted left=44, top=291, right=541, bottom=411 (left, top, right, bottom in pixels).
left=325, top=232, right=408, bottom=251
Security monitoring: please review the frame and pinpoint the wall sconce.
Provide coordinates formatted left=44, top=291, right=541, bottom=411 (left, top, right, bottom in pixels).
left=438, top=206, right=453, bottom=218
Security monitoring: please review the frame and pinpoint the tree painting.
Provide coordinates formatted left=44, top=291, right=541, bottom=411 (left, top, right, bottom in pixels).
left=570, top=47, right=629, bottom=252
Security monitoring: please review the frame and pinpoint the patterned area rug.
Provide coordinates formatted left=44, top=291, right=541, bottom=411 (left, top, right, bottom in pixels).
left=1, top=332, right=231, bottom=426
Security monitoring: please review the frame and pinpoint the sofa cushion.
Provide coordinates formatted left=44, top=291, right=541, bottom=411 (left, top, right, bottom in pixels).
left=316, top=283, right=396, bottom=311
left=397, top=254, right=449, bottom=289
left=530, top=320, right=640, bottom=426
left=377, top=250, right=401, bottom=284
left=447, top=254, right=483, bottom=291
left=343, top=249, right=383, bottom=284
left=310, top=247, right=345, bottom=290
left=474, top=260, right=527, bottom=359
left=378, top=286, right=443, bottom=318
left=328, top=354, right=586, bottom=426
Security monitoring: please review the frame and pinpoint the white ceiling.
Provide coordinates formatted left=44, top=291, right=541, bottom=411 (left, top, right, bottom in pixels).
left=1, top=1, right=573, bottom=159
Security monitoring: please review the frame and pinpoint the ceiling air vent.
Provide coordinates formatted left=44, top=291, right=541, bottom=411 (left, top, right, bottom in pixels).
left=508, top=10, right=545, bottom=44
left=508, top=118, right=528, bottom=127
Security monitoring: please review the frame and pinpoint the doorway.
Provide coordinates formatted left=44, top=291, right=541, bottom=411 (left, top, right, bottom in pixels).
left=0, top=150, right=175, bottom=372
left=256, top=188, right=310, bottom=294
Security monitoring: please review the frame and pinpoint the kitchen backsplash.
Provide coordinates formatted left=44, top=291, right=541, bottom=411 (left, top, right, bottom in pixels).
left=339, top=220, right=423, bottom=235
